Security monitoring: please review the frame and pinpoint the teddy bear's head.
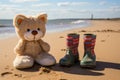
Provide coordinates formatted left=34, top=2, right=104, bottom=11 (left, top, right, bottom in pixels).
left=13, top=13, right=47, bottom=41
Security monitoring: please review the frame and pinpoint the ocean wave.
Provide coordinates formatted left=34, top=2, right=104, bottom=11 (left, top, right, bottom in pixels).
left=71, top=20, right=85, bottom=24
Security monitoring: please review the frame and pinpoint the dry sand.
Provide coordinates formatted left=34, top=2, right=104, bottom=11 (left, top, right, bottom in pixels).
left=0, top=20, right=120, bottom=80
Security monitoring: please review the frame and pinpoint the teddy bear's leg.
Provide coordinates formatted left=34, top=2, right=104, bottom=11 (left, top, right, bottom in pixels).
left=13, top=55, right=34, bottom=69
left=35, top=53, right=56, bottom=66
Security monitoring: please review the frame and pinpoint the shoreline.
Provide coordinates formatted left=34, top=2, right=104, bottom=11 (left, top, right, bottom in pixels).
left=0, top=20, right=120, bottom=80
left=0, top=21, right=90, bottom=40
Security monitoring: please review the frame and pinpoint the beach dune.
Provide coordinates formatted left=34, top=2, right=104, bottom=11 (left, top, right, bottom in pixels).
left=0, top=20, right=120, bottom=80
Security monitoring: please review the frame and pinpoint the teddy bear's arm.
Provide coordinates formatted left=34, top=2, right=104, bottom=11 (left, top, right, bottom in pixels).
left=38, top=39, right=50, bottom=52
left=14, top=40, right=26, bottom=55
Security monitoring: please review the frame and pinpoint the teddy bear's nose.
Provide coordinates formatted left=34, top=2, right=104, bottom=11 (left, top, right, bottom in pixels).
left=32, top=30, right=38, bottom=35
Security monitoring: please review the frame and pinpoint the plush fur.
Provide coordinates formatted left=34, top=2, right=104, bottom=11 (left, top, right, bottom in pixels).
left=13, top=13, right=56, bottom=69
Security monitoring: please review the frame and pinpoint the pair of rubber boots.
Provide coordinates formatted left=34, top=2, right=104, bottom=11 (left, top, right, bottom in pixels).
left=59, top=33, right=96, bottom=68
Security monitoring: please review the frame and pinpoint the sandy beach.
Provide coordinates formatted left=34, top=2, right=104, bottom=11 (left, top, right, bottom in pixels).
left=0, top=20, right=120, bottom=80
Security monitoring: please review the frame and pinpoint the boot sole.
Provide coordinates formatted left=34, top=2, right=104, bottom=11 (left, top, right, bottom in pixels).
left=59, top=59, right=79, bottom=67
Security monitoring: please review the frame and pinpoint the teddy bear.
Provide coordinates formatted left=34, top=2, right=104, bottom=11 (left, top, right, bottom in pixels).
left=13, top=13, right=56, bottom=69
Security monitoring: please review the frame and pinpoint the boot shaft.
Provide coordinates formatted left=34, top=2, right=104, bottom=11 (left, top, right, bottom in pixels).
left=67, top=33, right=79, bottom=48
left=66, top=33, right=80, bottom=55
left=84, top=34, right=96, bottom=55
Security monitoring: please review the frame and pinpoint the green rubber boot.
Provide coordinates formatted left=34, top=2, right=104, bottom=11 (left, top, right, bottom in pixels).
left=59, top=33, right=80, bottom=67
left=80, top=34, right=96, bottom=68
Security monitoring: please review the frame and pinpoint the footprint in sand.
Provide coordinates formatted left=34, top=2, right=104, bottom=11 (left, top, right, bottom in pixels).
left=59, top=79, right=67, bottom=80
left=41, top=67, right=51, bottom=73
left=4, top=65, right=10, bottom=70
left=61, top=49, right=66, bottom=51
left=1, top=72, right=13, bottom=77
left=1, top=71, right=23, bottom=78
left=59, top=36, right=64, bottom=38
left=14, top=74, right=23, bottom=77
left=101, top=40, right=106, bottom=42
left=79, top=30, right=87, bottom=32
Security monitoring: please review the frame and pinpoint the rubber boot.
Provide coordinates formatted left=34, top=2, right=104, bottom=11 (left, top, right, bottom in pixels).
left=59, top=33, right=80, bottom=67
left=80, top=34, right=96, bottom=68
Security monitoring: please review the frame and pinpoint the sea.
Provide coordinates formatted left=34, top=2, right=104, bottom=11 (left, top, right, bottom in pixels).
left=0, top=19, right=91, bottom=39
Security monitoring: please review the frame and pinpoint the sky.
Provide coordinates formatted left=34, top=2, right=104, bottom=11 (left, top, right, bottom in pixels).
left=0, top=0, right=120, bottom=19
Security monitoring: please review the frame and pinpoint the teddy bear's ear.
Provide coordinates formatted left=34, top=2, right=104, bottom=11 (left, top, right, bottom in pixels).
left=37, top=13, right=47, bottom=24
left=13, top=14, right=27, bottom=27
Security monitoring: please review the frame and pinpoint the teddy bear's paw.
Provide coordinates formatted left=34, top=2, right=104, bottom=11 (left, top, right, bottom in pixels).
left=35, top=53, right=56, bottom=66
left=38, top=58, right=56, bottom=66
left=13, top=55, right=34, bottom=69
left=42, top=43, right=50, bottom=52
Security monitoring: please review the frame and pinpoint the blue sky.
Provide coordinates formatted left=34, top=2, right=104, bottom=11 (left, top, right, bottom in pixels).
left=0, top=0, right=120, bottom=19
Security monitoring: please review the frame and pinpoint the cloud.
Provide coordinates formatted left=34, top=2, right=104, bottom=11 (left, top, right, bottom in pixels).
left=99, top=1, right=107, bottom=5
left=57, top=2, right=90, bottom=7
left=0, top=4, right=19, bottom=10
left=91, top=8, right=120, bottom=13
left=46, top=9, right=91, bottom=19
left=0, top=4, right=20, bottom=19
left=110, top=6, right=120, bottom=10
left=9, top=0, right=39, bottom=3
left=32, top=2, right=90, bottom=7
left=57, top=2, right=70, bottom=6
left=32, top=3, right=52, bottom=7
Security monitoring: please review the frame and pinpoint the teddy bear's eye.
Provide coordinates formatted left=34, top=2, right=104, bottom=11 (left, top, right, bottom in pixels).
left=27, top=29, right=30, bottom=32
left=37, top=28, right=40, bottom=31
